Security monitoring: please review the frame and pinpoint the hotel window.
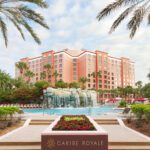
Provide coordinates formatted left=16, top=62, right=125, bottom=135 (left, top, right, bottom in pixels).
left=73, top=59, right=77, bottom=62
left=99, top=80, right=102, bottom=83
left=73, top=63, right=76, bottom=66
left=88, top=79, right=90, bottom=82
left=99, top=85, right=102, bottom=88
left=93, top=80, right=95, bottom=82
left=88, top=84, right=90, bottom=88
left=88, top=74, right=90, bottom=77
left=59, top=54, right=62, bottom=58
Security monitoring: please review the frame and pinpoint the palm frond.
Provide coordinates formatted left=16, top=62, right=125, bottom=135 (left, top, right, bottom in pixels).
left=21, top=20, right=41, bottom=44
left=0, top=0, right=49, bottom=46
left=8, top=17, right=25, bottom=40
left=97, top=0, right=141, bottom=20
left=18, top=6, right=49, bottom=29
left=110, top=5, right=135, bottom=33
left=97, top=0, right=149, bottom=38
left=128, top=6, right=146, bottom=38
left=0, top=17, right=8, bottom=47
left=0, top=0, right=48, bottom=8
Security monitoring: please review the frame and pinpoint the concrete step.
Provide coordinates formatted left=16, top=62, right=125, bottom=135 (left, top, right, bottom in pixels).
left=95, top=119, right=119, bottom=125
left=30, top=120, right=53, bottom=122
left=0, top=142, right=149, bottom=150
left=109, top=145, right=150, bottom=150
left=94, top=119, right=118, bottom=121
left=0, top=142, right=40, bottom=146
left=29, top=119, right=54, bottom=125
left=29, top=122, right=51, bottom=125
left=0, top=145, right=40, bottom=150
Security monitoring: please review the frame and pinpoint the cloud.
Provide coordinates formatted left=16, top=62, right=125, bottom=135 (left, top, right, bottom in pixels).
left=0, top=0, right=149, bottom=83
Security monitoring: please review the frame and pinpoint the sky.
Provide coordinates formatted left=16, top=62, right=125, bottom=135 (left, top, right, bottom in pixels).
left=0, top=0, right=150, bottom=83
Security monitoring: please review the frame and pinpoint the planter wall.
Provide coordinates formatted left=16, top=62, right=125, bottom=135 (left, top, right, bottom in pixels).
left=41, top=116, right=108, bottom=150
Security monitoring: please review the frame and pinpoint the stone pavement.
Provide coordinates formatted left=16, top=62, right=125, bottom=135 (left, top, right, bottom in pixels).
left=101, top=125, right=149, bottom=142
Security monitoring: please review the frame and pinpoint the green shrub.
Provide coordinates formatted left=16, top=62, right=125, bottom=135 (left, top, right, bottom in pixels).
left=144, top=107, right=150, bottom=123
left=118, top=101, right=127, bottom=108
left=131, top=104, right=146, bottom=120
left=0, top=107, right=19, bottom=121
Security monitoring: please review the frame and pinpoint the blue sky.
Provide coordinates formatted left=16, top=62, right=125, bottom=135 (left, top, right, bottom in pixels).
left=0, top=0, right=150, bottom=83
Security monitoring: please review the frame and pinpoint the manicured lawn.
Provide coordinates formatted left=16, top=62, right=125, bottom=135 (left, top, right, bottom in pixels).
left=53, top=115, right=96, bottom=131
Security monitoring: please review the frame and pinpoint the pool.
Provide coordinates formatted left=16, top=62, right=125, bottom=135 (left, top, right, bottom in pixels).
left=23, top=105, right=123, bottom=116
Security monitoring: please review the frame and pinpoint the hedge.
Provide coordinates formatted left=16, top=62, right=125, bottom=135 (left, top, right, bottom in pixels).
left=0, top=107, right=19, bottom=120
left=131, top=104, right=150, bottom=122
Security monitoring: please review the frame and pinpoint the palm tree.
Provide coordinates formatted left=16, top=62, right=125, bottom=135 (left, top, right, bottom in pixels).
left=44, top=64, right=52, bottom=80
left=91, top=70, right=102, bottom=89
left=0, top=69, right=13, bottom=91
left=91, top=72, right=96, bottom=78
left=16, top=62, right=28, bottom=78
left=25, top=70, right=35, bottom=83
left=0, top=0, right=49, bottom=47
left=135, top=81, right=143, bottom=97
left=40, top=72, right=46, bottom=80
left=97, top=0, right=150, bottom=38
left=53, top=71, right=59, bottom=83
left=79, top=77, right=88, bottom=90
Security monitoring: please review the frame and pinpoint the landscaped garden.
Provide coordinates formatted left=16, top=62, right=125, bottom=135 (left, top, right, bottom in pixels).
left=52, top=115, right=96, bottom=131
left=124, top=104, right=150, bottom=136
left=0, top=106, right=23, bottom=135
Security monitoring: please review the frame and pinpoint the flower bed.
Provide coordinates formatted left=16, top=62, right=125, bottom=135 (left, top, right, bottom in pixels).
left=52, top=115, right=96, bottom=131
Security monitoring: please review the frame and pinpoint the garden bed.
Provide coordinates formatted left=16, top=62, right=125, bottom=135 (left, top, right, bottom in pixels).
left=41, top=115, right=108, bottom=150
left=124, top=119, right=150, bottom=137
left=53, top=115, right=96, bottom=131
left=0, top=121, right=24, bottom=136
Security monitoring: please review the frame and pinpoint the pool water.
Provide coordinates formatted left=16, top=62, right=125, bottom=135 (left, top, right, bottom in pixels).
left=23, top=105, right=122, bottom=116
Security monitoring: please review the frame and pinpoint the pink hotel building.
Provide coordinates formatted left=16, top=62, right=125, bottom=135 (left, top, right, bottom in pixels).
left=15, top=49, right=135, bottom=90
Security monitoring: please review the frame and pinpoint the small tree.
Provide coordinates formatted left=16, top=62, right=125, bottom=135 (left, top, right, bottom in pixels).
left=79, top=77, right=88, bottom=90
left=16, top=62, right=28, bottom=78
left=25, top=70, right=35, bottom=83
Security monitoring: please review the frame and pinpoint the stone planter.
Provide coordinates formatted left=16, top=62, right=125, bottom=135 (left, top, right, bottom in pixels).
left=41, top=116, right=108, bottom=150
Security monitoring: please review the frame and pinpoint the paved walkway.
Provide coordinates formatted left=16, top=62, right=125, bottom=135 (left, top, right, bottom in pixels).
left=0, top=125, right=48, bottom=142
left=101, top=125, right=149, bottom=142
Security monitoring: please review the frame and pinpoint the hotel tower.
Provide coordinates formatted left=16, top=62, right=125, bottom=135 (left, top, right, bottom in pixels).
left=16, top=49, right=135, bottom=90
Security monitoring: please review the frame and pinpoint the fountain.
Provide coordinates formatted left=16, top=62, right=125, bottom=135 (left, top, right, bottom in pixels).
left=43, top=87, right=97, bottom=108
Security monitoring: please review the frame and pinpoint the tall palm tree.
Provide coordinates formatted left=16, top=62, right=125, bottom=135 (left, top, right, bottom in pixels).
left=79, top=76, right=88, bottom=90
left=91, top=70, right=102, bottom=89
left=44, top=64, right=52, bottom=80
left=135, top=81, right=143, bottom=97
left=97, top=0, right=150, bottom=38
left=91, top=72, right=96, bottom=78
left=25, top=70, right=35, bottom=83
left=0, top=69, right=13, bottom=91
left=52, top=71, right=59, bottom=83
left=16, top=62, right=28, bottom=78
left=0, top=0, right=49, bottom=47
left=40, top=72, right=46, bottom=80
